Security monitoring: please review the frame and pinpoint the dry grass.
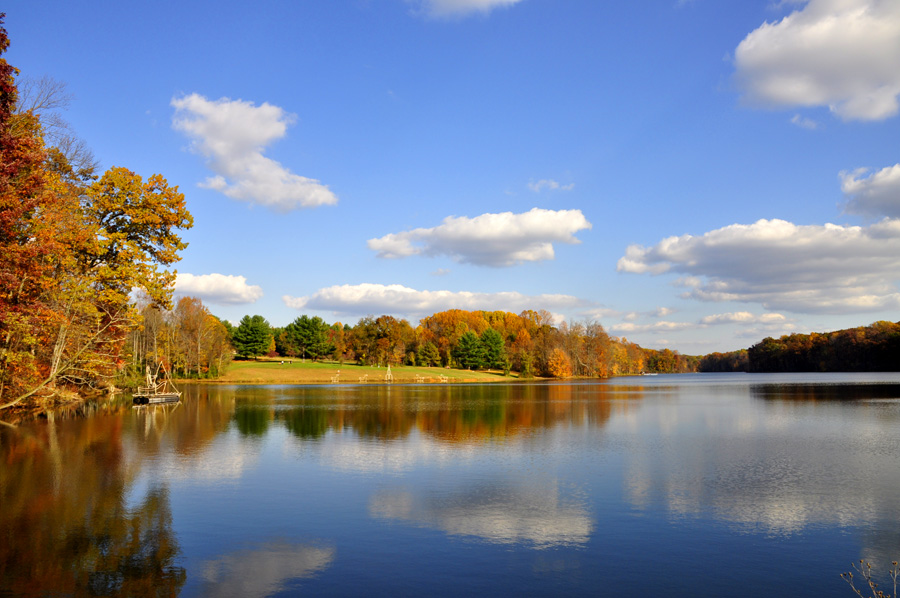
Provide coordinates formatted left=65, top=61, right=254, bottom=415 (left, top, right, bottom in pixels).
left=210, top=358, right=517, bottom=385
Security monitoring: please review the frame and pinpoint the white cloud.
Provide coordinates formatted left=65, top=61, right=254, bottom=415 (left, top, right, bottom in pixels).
left=610, top=321, right=694, bottom=335
left=588, top=307, right=672, bottom=323
left=734, top=0, right=900, bottom=121
left=283, top=283, right=584, bottom=319
left=582, top=307, right=623, bottom=321
left=367, top=208, right=592, bottom=267
left=408, top=0, right=523, bottom=19
left=617, top=218, right=900, bottom=314
left=698, top=311, right=786, bottom=326
left=171, top=93, right=337, bottom=211
left=841, top=164, right=900, bottom=218
left=175, top=273, right=263, bottom=305
left=528, top=179, right=575, bottom=193
left=734, top=323, right=799, bottom=339
left=789, top=114, right=818, bottom=129
left=610, top=311, right=794, bottom=338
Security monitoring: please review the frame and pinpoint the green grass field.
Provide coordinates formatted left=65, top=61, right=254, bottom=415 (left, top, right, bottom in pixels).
left=209, top=358, right=518, bottom=384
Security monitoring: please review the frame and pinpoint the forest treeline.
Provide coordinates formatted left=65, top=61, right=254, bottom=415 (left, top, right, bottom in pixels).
left=746, top=321, right=900, bottom=372
left=699, top=321, right=900, bottom=373
left=228, top=308, right=700, bottom=378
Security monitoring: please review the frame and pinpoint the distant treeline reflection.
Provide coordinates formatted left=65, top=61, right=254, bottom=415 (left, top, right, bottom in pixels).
left=751, top=382, right=900, bottom=402
left=226, top=384, right=633, bottom=441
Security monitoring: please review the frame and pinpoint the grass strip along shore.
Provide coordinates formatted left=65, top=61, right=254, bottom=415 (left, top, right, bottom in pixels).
left=190, top=358, right=521, bottom=385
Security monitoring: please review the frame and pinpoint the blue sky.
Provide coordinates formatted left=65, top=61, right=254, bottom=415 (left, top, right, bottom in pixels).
left=7, top=0, right=900, bottom=353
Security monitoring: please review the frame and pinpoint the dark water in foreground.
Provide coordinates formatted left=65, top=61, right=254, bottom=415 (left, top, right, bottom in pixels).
left=2, top=373, right=900, bottom=597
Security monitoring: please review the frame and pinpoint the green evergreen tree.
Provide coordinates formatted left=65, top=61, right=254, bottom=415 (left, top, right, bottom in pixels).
left=417, top=342, right=441, bottom=367
left=480, top=328, right=507, bottom=370
left=285, top=315, right=332, bottom=361
left=232, top=315, right=272, bottom=359
left=453, top=331, right=486, bottom=370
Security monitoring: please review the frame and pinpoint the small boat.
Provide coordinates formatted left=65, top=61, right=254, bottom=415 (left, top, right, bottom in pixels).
left=641, top=372, right=658, bottom=376
left=133, top=364, right=182, bottom=405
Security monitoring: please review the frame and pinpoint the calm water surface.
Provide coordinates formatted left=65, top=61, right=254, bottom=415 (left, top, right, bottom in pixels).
left=2, top=373, right=900, bottom=597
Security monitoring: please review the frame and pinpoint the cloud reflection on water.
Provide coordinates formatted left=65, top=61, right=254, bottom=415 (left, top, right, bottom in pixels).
left=617, top=381, right=900, bottom=536
left=369, top=480, right=593, bottom=549
left=198, top=541, right=335, bottom=598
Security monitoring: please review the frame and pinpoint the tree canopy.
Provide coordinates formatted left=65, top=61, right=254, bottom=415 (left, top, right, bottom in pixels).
left=232, top=315, right=273, bottom=359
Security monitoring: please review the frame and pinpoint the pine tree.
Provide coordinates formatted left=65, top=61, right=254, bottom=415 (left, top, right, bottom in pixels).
left=453, top=331, right=486, bottom=370
left=480, top=328, right=507, bottom=370
left=232, top=315, right=272, bottom=359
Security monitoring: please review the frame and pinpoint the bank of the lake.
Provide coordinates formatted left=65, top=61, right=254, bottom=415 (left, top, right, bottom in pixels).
left=180, top=358, right=526, bottom=385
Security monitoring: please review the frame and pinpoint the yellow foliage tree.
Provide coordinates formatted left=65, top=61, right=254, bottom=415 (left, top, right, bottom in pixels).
left=547, top=348, right=573, bottom=379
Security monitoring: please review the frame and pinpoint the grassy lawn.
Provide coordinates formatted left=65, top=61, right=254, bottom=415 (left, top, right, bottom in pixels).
left=208, top=357, right=519, bottom=384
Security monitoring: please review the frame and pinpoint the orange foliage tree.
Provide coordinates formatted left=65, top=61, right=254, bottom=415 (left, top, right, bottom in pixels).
left=547, top=348, right=573, bottom=378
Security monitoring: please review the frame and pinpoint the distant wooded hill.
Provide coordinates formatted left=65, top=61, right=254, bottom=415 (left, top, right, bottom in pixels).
left=699, top=321, right=900, bottom=373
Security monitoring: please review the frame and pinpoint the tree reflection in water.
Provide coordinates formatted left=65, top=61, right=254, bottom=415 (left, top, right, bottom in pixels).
left=268, top=382, right=622, bottom=443
left=0, top=411, right=185, bottom=597
left=0, top=382, right=631, bottom=596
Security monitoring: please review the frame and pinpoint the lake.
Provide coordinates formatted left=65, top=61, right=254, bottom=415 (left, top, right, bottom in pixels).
left=2, top=373, right=900, bottom=597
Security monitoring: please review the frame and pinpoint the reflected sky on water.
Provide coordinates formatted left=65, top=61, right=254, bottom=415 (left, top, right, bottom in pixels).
left=2, top=373, right=900, bottom=596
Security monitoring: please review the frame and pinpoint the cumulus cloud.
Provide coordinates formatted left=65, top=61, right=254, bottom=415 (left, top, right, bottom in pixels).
left=841, top=164, right=900, bottom=218
left=408, top=0, right=523, bottom=19
left=283, top=283, right=583, bottom=319
left=610, top=311, right=793, bottom=337
left=171, top=93, right=337, bottom=211
left=698, top=311, right=787, bottom=326
left=528, top=179, right=575, bottom=193
left=734, top=0, right=900, bottom=121
left=582, top=307, right=624, bottom=321
left=175, top=273, right=263, bottom=305
left=367, top=208, right=592, bottom=267
left=589, top=307, right=672, bottom=323
left=617, top=218, right=900, bottom=314
left=610, top=321, right=694, bottom=334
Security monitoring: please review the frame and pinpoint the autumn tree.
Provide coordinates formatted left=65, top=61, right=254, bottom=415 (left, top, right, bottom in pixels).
left=168, top=296, right=231, bottom=377
left=0, top=13, right=56, bottom=406
left=547, top=347, right=573, bottom=378
left=16, top=74, right=99, bottom=178
left=581, top=322, right=613, bottom=377
left=328, top=322, right=347, bottom=363
left=36, top=167, right=191, bottom=397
